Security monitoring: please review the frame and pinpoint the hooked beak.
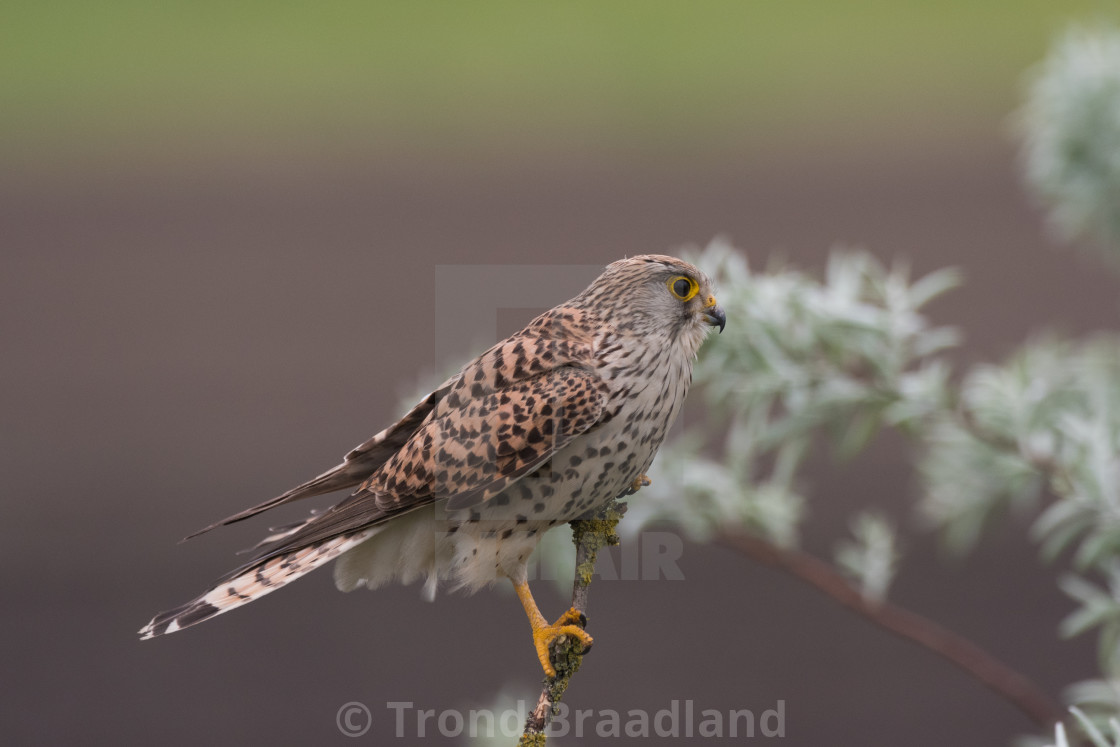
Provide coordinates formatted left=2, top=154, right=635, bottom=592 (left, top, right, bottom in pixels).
left=701, top=298, right=726, bottom=334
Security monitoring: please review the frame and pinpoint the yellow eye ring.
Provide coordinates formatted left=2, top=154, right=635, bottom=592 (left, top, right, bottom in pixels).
left=667, top=275, right=699, bottom=301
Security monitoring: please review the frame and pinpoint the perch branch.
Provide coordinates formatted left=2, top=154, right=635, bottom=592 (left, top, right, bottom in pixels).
left=715, top=529, right=1064, bottom=729
left=519, top=499, right=626, bottom=745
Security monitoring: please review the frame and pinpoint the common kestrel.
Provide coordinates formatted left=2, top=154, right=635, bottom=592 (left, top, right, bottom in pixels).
left=139, top=254, right=725, bottom=676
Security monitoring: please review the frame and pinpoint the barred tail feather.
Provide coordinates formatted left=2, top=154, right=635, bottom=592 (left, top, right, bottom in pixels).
left=138, top=529, right=376, bottom=640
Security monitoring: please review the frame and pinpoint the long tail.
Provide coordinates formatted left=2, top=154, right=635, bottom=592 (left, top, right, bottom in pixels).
left=138, top=528, right=376, bottom=639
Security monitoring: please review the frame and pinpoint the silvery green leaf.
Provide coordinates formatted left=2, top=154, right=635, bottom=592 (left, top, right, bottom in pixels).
left=1070, top=705, right=1120, bottom=747
left=1033, top=500, right=1100, bottom=562
left=906, top=267, right=965, bottom=310
left=834, top=410, right=882, bottom=462
left=834, top=512, right=900, bottom=601
left=1020, top=25, right=1120, bottom=256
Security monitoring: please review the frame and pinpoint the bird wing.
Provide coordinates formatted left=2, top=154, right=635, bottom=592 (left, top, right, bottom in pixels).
left=181, top=380, right=458, bottom=539
left=249, top=364, right=608, bottom=558
left=182, top=306, right=602, bottom=539
left=139, top=365, right=607, bottom=639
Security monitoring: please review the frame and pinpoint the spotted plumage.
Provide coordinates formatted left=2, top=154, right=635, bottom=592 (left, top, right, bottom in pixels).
left=139, top=255, right=725, bottom=671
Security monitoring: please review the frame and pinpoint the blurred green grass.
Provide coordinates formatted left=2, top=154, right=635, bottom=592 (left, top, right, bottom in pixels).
left=0, top=1, right=1110, bottom=158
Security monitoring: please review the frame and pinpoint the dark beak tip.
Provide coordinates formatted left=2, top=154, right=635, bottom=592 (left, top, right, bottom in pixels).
left=705, top=306, right=727, bottom=334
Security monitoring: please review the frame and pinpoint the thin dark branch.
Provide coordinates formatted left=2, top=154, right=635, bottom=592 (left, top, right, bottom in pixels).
left=715, top=529, right=1064, bottom=729
left=519, top=500, right=626, bottom=745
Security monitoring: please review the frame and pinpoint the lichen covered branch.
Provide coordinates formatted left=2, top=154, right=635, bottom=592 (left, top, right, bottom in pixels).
left=519, top=499, right=626, bottom=745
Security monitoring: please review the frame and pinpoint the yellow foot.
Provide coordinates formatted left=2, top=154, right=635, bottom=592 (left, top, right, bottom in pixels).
left=532, top=607, right=594, bottom=678
left=625, top=474, right=652, bottom=495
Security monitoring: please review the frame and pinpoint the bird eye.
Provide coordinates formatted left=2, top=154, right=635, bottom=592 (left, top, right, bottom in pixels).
left=667, top=275, right=699, bottom=301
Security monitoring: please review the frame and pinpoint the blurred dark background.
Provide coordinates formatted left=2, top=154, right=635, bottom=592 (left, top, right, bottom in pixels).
left=3, top=2, right=1118, bottom=744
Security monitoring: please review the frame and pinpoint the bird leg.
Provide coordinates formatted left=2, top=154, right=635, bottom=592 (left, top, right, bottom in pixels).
left=512, top=578, right=593, bottom=677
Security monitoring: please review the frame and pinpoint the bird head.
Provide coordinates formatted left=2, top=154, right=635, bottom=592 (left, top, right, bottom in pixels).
left=585, top=255, right=726, bottom=346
